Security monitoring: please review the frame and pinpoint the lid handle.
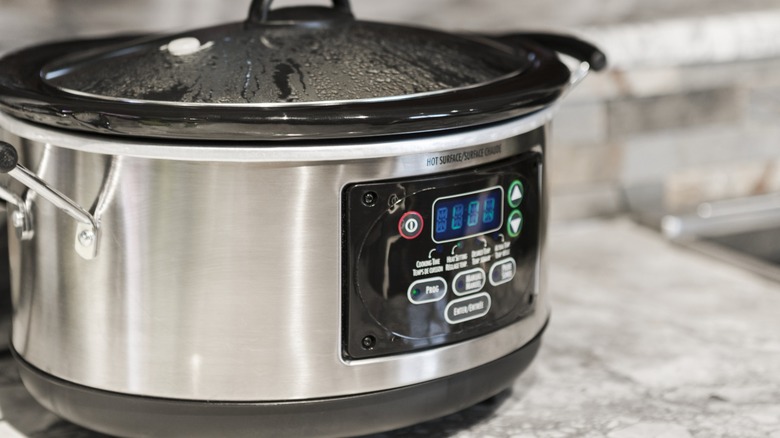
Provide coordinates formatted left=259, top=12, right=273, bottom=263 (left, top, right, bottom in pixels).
left=248, top=0, right=353, bottom=23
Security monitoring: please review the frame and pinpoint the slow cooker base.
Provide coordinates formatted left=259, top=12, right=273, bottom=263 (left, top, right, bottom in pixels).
left=13, top=325, right=544, bottom=437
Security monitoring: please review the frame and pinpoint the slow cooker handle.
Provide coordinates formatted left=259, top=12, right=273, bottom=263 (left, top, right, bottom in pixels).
left=248, top=0, right=352, bottom=23
left=494, top=33, right=607, bottom=72
left=0, top=141, right=100, bottom=260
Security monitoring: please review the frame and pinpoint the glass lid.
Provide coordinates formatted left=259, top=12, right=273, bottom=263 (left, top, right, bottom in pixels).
left=42, top=1, right=530, bottom=106
left=0, top=0, right=585, bottom=141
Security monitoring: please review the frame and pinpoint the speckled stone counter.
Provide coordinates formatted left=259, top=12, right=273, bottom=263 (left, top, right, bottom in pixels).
left=1, top=218, right=779, bottom=437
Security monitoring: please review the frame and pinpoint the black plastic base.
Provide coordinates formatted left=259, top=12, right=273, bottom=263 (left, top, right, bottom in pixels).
left=13, top=325, right=545, bottom=438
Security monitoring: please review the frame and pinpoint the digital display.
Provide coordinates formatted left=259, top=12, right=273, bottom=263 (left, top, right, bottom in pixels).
left=432, top=187, right=503, bottom=243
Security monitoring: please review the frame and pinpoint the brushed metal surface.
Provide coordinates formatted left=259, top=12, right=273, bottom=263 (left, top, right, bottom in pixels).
left=0, top=118, right=550, bottom=401
left=0, top=107, right=555, bottom=162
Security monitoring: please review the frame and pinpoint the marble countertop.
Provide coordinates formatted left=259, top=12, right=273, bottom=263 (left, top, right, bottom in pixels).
left=1, top=218, right=779, bottom=437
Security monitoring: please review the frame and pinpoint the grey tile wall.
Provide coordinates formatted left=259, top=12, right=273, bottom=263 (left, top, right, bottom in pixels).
left=607, top=88, right=744, bottom=140
left=3, top=0, right=780, bottom=52
left=554, top=36, right=780, bottom=220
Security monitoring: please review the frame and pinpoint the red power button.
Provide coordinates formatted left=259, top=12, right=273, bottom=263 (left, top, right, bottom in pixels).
left=398, top=211, right=424, bottom=240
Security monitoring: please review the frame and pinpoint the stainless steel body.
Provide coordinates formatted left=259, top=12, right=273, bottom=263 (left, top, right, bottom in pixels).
left=0, top=109, right=552, bottom=401
left=0, top=211, right=9, bottom=351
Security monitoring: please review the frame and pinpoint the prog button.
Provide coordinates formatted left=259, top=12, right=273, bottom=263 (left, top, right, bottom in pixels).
left=408, top=277, right=447, bottom=304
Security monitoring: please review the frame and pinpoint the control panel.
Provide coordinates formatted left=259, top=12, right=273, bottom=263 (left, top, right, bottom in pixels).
left=343, top=152, right=542, bottom=359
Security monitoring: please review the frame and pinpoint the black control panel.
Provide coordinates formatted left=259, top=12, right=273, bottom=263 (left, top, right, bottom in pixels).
left=343, top=152, right=542, bottom=359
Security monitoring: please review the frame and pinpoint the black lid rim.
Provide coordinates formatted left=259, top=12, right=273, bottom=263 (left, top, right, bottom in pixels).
left=0, top=34, right=572, bottom=141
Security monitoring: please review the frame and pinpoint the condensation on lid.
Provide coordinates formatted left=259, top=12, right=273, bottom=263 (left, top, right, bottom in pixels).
left=41, top=17, right=530, bottom=106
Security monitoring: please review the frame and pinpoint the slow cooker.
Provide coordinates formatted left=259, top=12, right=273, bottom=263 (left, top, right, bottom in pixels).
left=0, top=1, right=605, bottom=436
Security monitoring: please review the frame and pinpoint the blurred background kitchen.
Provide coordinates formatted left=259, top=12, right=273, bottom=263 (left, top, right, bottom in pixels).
left=2, top=0, right=780, bottom=223
left=1, top=1, right=779, bottom=437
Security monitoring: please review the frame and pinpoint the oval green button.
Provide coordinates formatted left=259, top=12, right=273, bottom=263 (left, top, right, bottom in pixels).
left=508, top=180, right=524, bottom=208
left=507, top=210, right=523, bottom=238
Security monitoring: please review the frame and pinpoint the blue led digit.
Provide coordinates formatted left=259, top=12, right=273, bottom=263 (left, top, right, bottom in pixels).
left=432, top=186, right=504, bottom=243
left=483, top=197, right=495, bottom=223
left=436, top=207, right=448, bottom=234
left=452, top=204, right=464, bottom=230
left=467, top=201, right=480, bottom=227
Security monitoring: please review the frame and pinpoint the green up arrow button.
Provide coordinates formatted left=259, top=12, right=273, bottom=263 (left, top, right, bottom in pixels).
left=508, top=180, right=524, bottom=208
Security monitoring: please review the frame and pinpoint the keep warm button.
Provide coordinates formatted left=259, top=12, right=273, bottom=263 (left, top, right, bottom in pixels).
left=489, top=258, right=516, bottom=286
left=445, top=293, right=492, bottom=324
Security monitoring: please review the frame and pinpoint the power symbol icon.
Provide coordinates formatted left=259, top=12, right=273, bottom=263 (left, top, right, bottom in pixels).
left=398, top=211, right=424, bottom=240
